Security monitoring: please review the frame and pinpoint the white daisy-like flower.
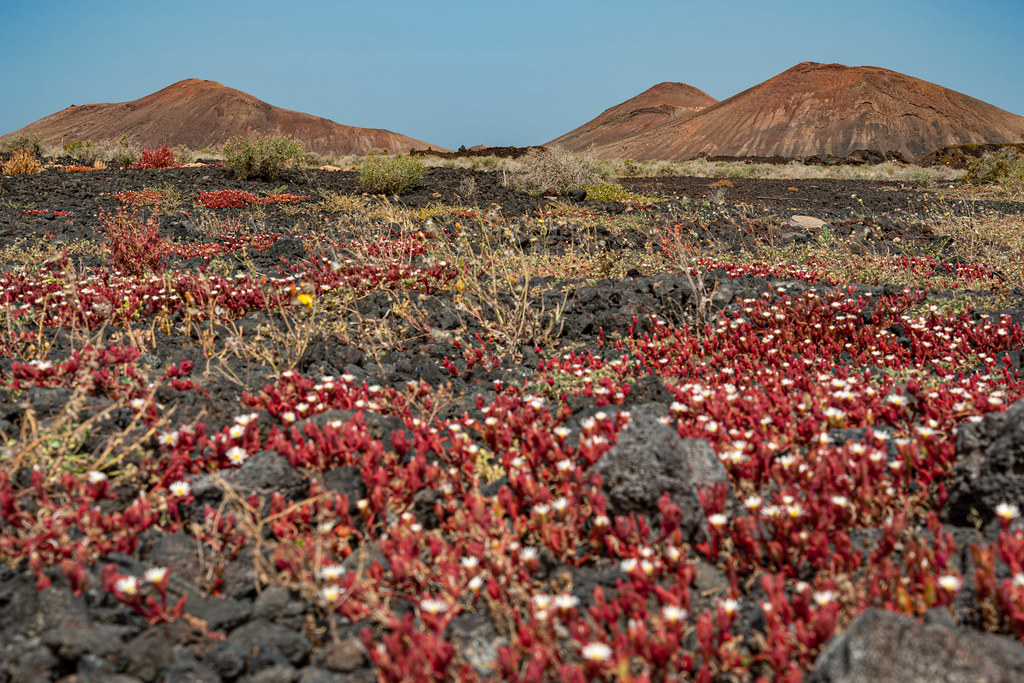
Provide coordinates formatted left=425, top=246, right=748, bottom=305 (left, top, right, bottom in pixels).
left=708, top=513, right=729, bottom=528
left=168, top=480, right=191, bottom=497
left=554, top=594, right=579, bottom=611
left=320, top=564, right=346, bottom=581
left=225, top=446, right=249, bottom=465
left=87, top=471, right=108, bottom=484
left=720, top=598, right=739, bottom=616
left=420, top=598, right=449, bottom=615
left=661, top=605, right=688, bottom=623
left=812, top=590, right=835, bottom=606
left=460, top=556, right=480, bottom=571
left=468, top=576, right=484, bottom=592
left=157, top=431, right=179, bottom=447
left=743, top=496, right=763, bottom=510
left=620, top=558, right=638, bottom=573
left=115, top=576, right=139, bottom=596
left=592, top=515, right=610, bottom=528
left=553, top=426, right=572, bottom=439
left=321, top=584, right=343, bottom=603
left=580, top=641, right=612, bottom=663
left=531, top=593, right=552, bottom=611
left=144, top=567, right=169, bottom=584
left=831, top=495, right=849, bottom=508
left=228, top=424, right=246, bottom=440
left=995, top=502, right=1020, bottom=521
left=130, top=398, right=147, bottom=411
left=938, top=575, right=962, bottom=592
left=532, top=504, right=551, bottom=518
left=519, top=547, right=539, bottom=563
left=552, top=497, right=570, bottom=514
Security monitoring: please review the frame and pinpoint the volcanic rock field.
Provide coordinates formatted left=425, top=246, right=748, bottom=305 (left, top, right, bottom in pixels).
left=0, top=159, right=1023, bottom=682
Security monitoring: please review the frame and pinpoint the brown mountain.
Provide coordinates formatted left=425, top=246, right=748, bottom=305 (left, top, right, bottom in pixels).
left=547, top=82, right=716, bottom=154
left=567, top=63, right=1024, bottom=161
left=0, top=79, right=447, bottom=155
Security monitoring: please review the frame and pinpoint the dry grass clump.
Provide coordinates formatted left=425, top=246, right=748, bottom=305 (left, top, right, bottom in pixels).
left=2, top=148, right=44, bottom=176
left=510, top=146, right=606, bottom=193
left=358, top=152, right=424, bottom=195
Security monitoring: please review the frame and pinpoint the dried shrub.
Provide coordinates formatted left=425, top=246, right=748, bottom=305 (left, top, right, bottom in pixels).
left=2, top=148, right=44, bottom=176
left=222, top=133, right=304, bottom=180
left=511, top=146, right=605, bottom=193
left=358, top=152, right=424, bottom=195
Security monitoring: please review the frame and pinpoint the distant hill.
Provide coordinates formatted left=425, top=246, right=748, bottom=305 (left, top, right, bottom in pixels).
left=0, top=79, right=448, bottom=156
left=552, top=63, right=1024, bottom=161
left=547, top=82, right=716, bottom=155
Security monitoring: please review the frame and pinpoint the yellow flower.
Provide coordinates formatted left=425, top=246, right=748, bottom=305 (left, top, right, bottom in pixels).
left=295, top=293, right=314, bottom=308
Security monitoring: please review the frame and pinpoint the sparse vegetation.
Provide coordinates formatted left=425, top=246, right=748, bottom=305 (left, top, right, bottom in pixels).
left=1, top=133, right=46, bottom=157
left=2, top=148, right=44, bottom=176
left=965, top=149, right=1024, bottom=194
left=63, top=140, right=105, bottom=163
left=357, top=152, right=424, bottom=194
left=107, top=134, right=140, bottom=167
left=221, top=132, right=304, bottom=180
left=510, top=145, right=606, bottom=192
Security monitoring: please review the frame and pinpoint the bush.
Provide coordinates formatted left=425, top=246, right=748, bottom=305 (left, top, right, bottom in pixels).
left=1, top=133, right=46, bottom=157
left=108, top=135, right=140, bottom=167
left=511, top=146, right=605, bottom=193
left=100, top=205, right=166, bottom=275
left=222, top=133, right=304, bottom=180
left=135, top=143, right=177, bottom=169
left=63, top=140, right=104, bottom=163
left=2, top=148, right=44, bottom=176
left=906, top=168, right=933, bottom=187
left=965, top=149, right=1024, bottom=192
left=358, top=152, right=424, bottom=194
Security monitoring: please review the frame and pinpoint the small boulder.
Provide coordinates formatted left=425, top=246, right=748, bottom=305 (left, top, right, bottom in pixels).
left=789, top=215, right=827, bottom=231
left=592, top=411, right=729, bottom=542
left=807, top=608, right=1024, bottom=682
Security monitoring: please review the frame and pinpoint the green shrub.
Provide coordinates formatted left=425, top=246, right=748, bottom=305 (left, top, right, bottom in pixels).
left=965, top=149, right=1024, bottom=192
left=173, top=145, right=197, bottom=165
left=108, top=134, right=140, bottom=167
left=63, top=140, right=104, bottom=162
left=358, top=152, right=424, bottom=194
left=512, top=146, right=606, bottom=193
left=222, top=133, right=304, bottom=180
left=906, top=168, right=933, bottom=187
left=1, top=133, right=46, bottom=157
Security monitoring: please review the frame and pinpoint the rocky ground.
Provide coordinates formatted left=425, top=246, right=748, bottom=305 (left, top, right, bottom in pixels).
left=0, top=162, right=1023, bottom=682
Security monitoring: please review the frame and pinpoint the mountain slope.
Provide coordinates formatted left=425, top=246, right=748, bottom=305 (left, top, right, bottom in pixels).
left=0, top=79, right=447, bottom=155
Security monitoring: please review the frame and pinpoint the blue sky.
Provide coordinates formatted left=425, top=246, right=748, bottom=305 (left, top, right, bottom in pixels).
left=2, top=0, right=1022, bottom=149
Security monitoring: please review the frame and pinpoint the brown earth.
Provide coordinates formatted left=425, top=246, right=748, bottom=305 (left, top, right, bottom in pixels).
left=563, top=63, right=1024, bottom=162
left=0, top=78, right=449, bottom=156
left=548, top=82, right=716, bottom=154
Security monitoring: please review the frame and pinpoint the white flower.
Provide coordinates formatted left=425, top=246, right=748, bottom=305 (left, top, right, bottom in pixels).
left=321, top=584, right=343, bottom=603
left=938, top=575, right=962, bottom=592
left=708, top=513, right=729, bottom=528
left=620, top=558, right=638, bottom=573
left=661, top=605, right=688, bottom=623
left=144, top=567, right=169, bottom=584
left=228, top=424, right=246, bottom=440
left=580, top=641, right=612, bottom=663
left=87, top=471, right=108, bottom=484
left=168, top=480, right=191, bottom=497
left=420, top=598, right=449, bottom=615
left=720, top=598, right=739, bottom=615
left=115, top=576, right=139, bottom=596
left=743, top=496, right=763, bottom=510
left=531, top=593, right=552, bottom=612
left=554, top=594, right=579, bottom=611
left=225, top=446, right=249, bottom=465
left=130, top=398, right=147, bottom=411
left=460, top=556, right=480, bottom=571
left=995, top=502, right=1020, bottom=521
left=320, top=564, right=346, bottom=581
left=157, top=431, right=179, bottom=447
left=831, top=495, right=848, bottom=508
left=812, top=590, right=835, bottom=606
left=552, top=497, right=570, bottom=514
left=519, top=547, right=539, bottom=563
